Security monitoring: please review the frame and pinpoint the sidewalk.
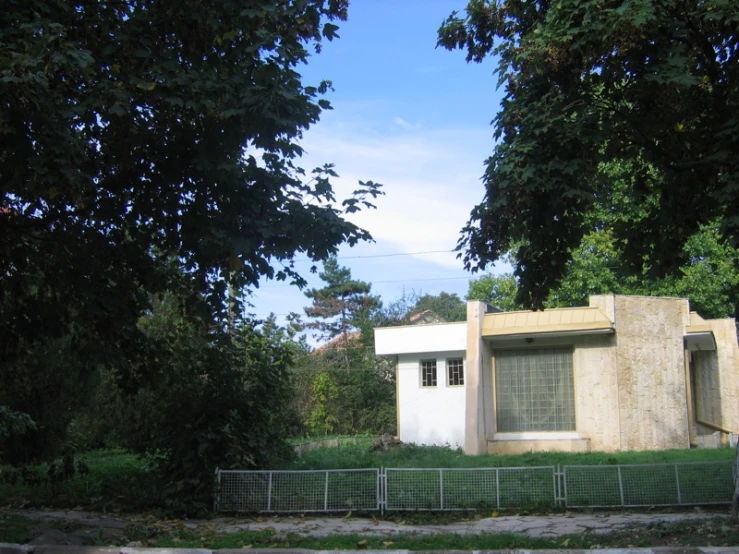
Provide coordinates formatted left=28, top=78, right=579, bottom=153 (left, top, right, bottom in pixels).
left=1, top=509, right=735, bottom=553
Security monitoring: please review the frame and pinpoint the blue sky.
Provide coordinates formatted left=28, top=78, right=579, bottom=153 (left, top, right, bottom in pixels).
left=248, top=0, right=509, bottom=340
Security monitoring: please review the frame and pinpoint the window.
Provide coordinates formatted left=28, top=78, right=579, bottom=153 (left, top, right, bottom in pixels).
left=420, top=359, right=437, bottom=387
left=495, top=348, right=575, bottom=432
left=447, top=358, right=464, bottom=386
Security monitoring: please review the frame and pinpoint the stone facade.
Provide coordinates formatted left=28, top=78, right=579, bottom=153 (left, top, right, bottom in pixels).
left=376, top=294, right=739, bottom=454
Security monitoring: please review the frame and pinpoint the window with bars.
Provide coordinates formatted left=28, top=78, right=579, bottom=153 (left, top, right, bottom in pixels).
left=447, top=358, right=464, bottom=386
left=494, top=348, right=575, bottom=432
left=420, top=359, right=437, bottom=387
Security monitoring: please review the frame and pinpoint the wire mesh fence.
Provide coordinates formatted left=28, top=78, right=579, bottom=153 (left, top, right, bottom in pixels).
left=563, top=461, right=734, bottom=508
left=215, top=461, right=734, bottom=513
left=385, top=467, right=556, bottom=511
left=216, top=469, right=379, bottom=513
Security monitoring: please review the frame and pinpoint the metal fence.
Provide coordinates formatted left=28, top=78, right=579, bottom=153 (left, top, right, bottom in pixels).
left=216, top=469, right=380, bottom=513
left=385, top=466, right=556, bottom=511
left=563, top=461, right=733, bottom=508
left=215, top=461, right=734, bottom=513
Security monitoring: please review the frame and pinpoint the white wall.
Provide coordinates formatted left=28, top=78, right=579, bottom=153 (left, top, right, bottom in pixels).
left=397, top=351, right=466, bottom=448
left=375, top=323, right=466, bottom=356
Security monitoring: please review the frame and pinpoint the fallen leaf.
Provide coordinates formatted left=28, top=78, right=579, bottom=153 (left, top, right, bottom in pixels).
left=242, top=545, right=252, bottom=549
left=357, top=539, right=368, bottom=549
left=383, top=541, right=394, bottom=547
left=561, top=538, right=570, bottom=546
left=491, top=511, right=499, bottom=518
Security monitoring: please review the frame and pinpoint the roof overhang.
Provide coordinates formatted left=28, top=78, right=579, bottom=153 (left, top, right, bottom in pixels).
left=485, top=328, right=615, bottom=341
left=374, top=322, right=467, bottom=356
left=685, top=312, right=717, bottom=351
left=482, top=306, right=614, bottom=340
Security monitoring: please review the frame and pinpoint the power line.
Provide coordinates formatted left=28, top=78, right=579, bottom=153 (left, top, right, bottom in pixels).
left=259, top=275, right=470, bottom=289
left=292, top=249, right=455, bottom=262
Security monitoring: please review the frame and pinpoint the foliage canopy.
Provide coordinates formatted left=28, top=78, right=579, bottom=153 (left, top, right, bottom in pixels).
left=1, top=0, right=381, bottom=380
left=439, top=0, right=739, bottom=308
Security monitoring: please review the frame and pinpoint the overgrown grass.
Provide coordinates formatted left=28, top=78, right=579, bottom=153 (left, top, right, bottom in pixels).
left=282, top=442, right=735, bottom=470
left=0, top=449, right=161, bottom=513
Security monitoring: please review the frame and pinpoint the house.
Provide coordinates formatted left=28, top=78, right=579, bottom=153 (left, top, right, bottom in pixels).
left=374, top=294, right=739, bottom=454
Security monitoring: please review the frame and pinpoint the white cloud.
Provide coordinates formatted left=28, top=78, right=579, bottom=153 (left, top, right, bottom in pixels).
left=393, top=116, right=421, bottom=130
left=296, top=110, right=492, bottom=271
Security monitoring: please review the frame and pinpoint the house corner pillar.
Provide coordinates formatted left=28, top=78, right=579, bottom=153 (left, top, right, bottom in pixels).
left=465, top=301, right=487, bottom=454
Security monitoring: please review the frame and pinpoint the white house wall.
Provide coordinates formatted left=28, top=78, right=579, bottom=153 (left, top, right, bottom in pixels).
left=375, top=323, right=466, bottom=356
left=397, top=352, right=466, bottom=448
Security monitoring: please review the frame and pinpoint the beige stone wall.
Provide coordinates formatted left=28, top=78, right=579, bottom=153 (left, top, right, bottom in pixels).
left=693, top=349, right=721, bottom=432
left=469, top=295, right=735, bottom=454
left=465, top=301, right=491, bottom=454
left=613, top=296, right=691, bottom=450
left=572, top=333, right=621, bottom=451
left=487, top=438, right=591, bottom=454
left=695, top=318, right=739, bottom=434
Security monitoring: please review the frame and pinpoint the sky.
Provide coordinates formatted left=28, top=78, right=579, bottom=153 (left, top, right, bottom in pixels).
left=247, top=0, right=509, bottom=340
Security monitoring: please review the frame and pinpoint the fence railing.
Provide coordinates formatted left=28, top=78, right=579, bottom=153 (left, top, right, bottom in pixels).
left=215, top=460, right=734, bottom=513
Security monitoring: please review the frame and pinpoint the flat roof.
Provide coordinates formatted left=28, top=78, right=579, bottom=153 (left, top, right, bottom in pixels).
left=482, top=306, right=614, bottom=338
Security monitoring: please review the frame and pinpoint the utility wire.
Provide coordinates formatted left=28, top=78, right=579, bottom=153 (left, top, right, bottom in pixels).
left=292, top=249, right=454, bottom=262
left=259, top=275, right=470, bottom=289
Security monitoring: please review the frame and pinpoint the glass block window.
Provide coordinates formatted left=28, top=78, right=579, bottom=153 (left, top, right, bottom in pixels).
left=495, top=348, right=575, bottom=432
left=420, top=359, right=437, bottom=387
left=447, top=358, right=464, bottom=386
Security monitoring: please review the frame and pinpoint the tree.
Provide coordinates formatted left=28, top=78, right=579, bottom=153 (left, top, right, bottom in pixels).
left=411, top=292, right=467, bottom=322
left=1, top=1, right=382, bottom=460
left=303, top=257, right=380, bottom=349
left=466, top=225, right=739, bottom=320
left=124, top=293, right=295, bottom=514
left=438, top=0, right=739, bottom=308
left=295, top=260, right=395, bottom=437
left=549, top=225, right=739, bottom=319
left=467, top=273, right=523, bottom=312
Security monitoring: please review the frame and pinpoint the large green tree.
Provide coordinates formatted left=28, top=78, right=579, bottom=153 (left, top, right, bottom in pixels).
left=1, top=1, right=381, bottom=459
left=439, top=0, right=739, bottom=308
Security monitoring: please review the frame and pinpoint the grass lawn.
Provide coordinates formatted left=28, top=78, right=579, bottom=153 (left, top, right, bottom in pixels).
left=282, top=442, right=735, bottom=470
left=0, top=445, right=733, bottom=515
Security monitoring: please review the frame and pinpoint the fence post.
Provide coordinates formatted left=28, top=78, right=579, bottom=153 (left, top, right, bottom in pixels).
left=380, top=467, right=387, bottom=514
left=213, top=467, right=220, bottom=513
left=324, top=471, right=330, bottom=511
left=267, top=471, right=273, bottom=512
left=674, top=464, right=682, bottom=505
left=439, top=469, right=444, bottom=510
left=495, top=468, right=500, bottom=509
left=617, top=466, right=625, bottom=506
